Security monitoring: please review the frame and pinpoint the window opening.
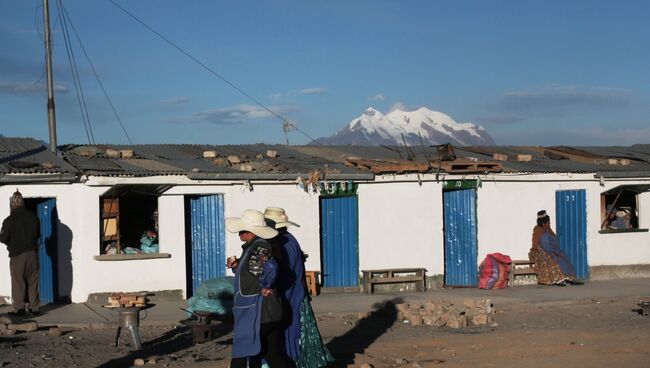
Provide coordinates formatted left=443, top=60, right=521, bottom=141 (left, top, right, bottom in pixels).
left=601, top=189, right=639, bottom=230
left=100, top=190, right=159, bottom=255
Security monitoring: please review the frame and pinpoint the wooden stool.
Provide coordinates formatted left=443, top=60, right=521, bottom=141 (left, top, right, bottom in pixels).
left=305, top=271, right=320, bottom=296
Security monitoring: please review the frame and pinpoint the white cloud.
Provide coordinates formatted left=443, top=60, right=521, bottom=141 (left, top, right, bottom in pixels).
left=584, top=126, right=650, bottom=146
left=268, top=92, right=285, bottom=101
left=493, top=124, right=650, bottom=146
left=162, top=96, right=190, bottom=104
left=498, top=85, right=631, bottom=117
left=167, top=104, right=296, bottom=125
left=0, top=81, right=67, bottom=94
left=368, top=93, right=385, bottom=101
left=298, top=87, right=327, bottom=95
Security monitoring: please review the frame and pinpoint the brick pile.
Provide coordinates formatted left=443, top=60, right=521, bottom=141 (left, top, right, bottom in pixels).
left=395, top=299, right=497, bottom=329
left=0, top=316, right=38, bottom=336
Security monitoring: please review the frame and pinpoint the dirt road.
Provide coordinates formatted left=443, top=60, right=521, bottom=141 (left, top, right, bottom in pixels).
left=1, top=296, right=649, bottom=367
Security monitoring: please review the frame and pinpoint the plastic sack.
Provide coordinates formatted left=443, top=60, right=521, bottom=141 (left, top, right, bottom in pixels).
left=186, top=276, right=235, bottom=316
left=140, top=244, right=159, bottom=253
left=478, top=253, right=512, bottom=289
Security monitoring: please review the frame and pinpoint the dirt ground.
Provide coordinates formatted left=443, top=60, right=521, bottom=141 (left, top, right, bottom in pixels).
left=1, top=296, right=649, bottom=368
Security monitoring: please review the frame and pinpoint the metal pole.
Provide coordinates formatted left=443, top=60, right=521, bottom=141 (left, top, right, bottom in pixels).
left=43, top=0, right=58, bottom=153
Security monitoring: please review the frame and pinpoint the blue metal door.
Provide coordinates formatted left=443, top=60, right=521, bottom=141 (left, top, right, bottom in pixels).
left=186, top=194, right=225, bottom=297
left=320, top=195, right=359, bottom=287
left=36, top=198, right=57, bottom=304
left=555, top=190, right=588, bottom=279
left=443, top=189, right=478, bottom=287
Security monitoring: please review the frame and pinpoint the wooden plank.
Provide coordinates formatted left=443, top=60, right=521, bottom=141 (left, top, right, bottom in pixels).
left=511, top=260, right=534, bottom=266
left=345, top=158, right=430, bottom=173
left=369, top=276, right=424, bottom=283
left=513, top=268, right=536, bottom=275
left=438, top=160, right=502, bottom=173
left=362, top=268, right=426, bottom=273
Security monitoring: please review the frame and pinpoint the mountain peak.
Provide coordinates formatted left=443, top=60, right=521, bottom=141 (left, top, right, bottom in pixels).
left=315, top=106, right=496, bottom=146
left=364, top=107, right=379, bottom=116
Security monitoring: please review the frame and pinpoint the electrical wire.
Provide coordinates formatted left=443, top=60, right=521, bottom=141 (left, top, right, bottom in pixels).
left=55, top=0, right=95, bottom=144
left=107, top=0, right=323, bottom=145
left=59, top=1, right=133, bottom=144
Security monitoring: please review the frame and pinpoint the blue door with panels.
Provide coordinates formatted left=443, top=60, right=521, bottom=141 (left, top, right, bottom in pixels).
left=33, top=198, right=58, bottom=304
left=320, top=195, right=359, bottom=287
left=443, top=188, right=478, bottom=287
left=185, top=194, right=225, bottom=297
left=555, top=190, right=588, bottom=279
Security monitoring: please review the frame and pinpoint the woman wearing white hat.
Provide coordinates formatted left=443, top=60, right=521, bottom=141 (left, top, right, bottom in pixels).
left=264, top=207, right=333, bottom=367
left=226, top=209, right=290, bottom=368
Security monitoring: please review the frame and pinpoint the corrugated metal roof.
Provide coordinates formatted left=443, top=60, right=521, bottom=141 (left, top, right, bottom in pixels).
left=60, top=143, right=370, bottom=179
left=455, top=145, right=650, bottom=175
left=0, top=137, right=77, bottom=176
left=3, top=137, right=650, bottom=181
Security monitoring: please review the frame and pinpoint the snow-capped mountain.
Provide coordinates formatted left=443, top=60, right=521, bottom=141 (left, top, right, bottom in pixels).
left=313, top=107, right=495, bottom=146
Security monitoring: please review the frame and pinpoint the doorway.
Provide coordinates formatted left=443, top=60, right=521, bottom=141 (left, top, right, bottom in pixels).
left=443, top=185, right=478, bottom=287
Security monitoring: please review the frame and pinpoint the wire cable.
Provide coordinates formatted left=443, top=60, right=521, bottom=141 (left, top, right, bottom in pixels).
left=107, top=0, right=322, bottom=145
left=56, top=0, right=95, bottom=144
left=60, top=1, right=133, bottom=144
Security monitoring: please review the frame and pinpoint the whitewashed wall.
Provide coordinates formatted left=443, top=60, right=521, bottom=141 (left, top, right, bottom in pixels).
left=475, top=175, right=589, bottom=262
left=586, top=182, right=650, bottom=266
left=1, top=180, right=321, bottom=303
left=356, top=177, right=444, bottom=275
left=3, top=174, right=650, bottom=303
left=163, top=182, right=322, bottom=273
left=476, top=174, right=650, bottom=268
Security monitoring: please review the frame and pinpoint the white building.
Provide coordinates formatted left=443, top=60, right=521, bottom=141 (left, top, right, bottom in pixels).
left=1, top=138, right=649, bottom=303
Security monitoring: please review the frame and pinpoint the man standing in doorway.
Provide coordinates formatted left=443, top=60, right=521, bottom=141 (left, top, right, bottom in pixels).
left=1, top=190, right=41, bottom=316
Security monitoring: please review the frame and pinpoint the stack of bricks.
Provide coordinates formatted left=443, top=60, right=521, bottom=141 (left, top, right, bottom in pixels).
left=395, top=298, right=496, bottom=329
left=0, top=316, right=38, bottom=336
left=107, top=293, right=148, bottom=308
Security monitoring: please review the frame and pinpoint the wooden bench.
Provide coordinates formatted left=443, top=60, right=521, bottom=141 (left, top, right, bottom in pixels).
left=361, top=268, right=427, bottom=294
left=508, top=260, right=537, bottom=286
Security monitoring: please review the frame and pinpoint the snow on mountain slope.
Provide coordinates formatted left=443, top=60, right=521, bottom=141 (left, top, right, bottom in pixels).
left=314, top=107, right=495, bottom=146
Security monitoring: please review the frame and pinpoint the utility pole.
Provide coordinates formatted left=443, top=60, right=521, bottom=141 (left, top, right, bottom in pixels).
left=44, top=0, right=58, bottom=153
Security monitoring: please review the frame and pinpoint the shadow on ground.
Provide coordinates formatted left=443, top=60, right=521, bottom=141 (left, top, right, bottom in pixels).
left=326, top=298, right=402, bottom=366
left=96, top=319, right=233, bottom=367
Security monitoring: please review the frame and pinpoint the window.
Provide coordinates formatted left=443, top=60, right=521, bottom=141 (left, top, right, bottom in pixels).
left=600, top=185, right=650, bottom=232
left=99, top=184, right=169, bottom=255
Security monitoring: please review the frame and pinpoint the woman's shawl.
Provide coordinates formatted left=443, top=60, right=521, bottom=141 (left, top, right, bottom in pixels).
left=275, top=231, right=306, bottom=359
left=539, top=231, right=577, bottom=278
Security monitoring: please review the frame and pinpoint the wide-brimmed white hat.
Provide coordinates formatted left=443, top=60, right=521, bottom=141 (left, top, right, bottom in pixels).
left=264, top=207, right=300, bottom=229
left=226, top=209, right=279, bottom=239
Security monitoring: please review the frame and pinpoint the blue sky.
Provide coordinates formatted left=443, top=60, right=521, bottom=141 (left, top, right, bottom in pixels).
left=1, top=0, right=650, bottom=146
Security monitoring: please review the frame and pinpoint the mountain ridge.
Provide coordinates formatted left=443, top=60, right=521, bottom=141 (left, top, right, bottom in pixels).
left=313, top=107, right=495, bottom=146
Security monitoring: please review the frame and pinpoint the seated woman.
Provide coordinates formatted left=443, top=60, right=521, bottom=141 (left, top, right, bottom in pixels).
left=529, top=210, right=581, bottom=286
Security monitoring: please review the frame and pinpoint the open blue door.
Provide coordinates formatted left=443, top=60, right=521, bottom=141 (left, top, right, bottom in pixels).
left=320, top=195, right=359, bottom=287
left=555, top=190, right=588, bottom=279
left=35, top=198, right=58, bottom=304
left=185, top=194, right=225, bottom=297
left=443, top=188, right=478, bottom=287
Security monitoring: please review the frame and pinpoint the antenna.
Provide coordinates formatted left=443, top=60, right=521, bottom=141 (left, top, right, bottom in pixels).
left=282, top=120, right=295, bottom=145
left=400, top=133, right=415, bottom=161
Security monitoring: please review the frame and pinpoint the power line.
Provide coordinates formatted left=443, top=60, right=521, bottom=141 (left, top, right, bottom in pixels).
left=107, top=0, right=322, bottom=145
left=56, top=0, right=95, bottom=144
left=59, top=0, right=133, bottom=144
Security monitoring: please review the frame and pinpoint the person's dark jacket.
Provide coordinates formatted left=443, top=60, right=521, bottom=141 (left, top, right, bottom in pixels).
left=0, top=207, right=40, bottom=257
left=236, top=237, right=282, bottom=323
